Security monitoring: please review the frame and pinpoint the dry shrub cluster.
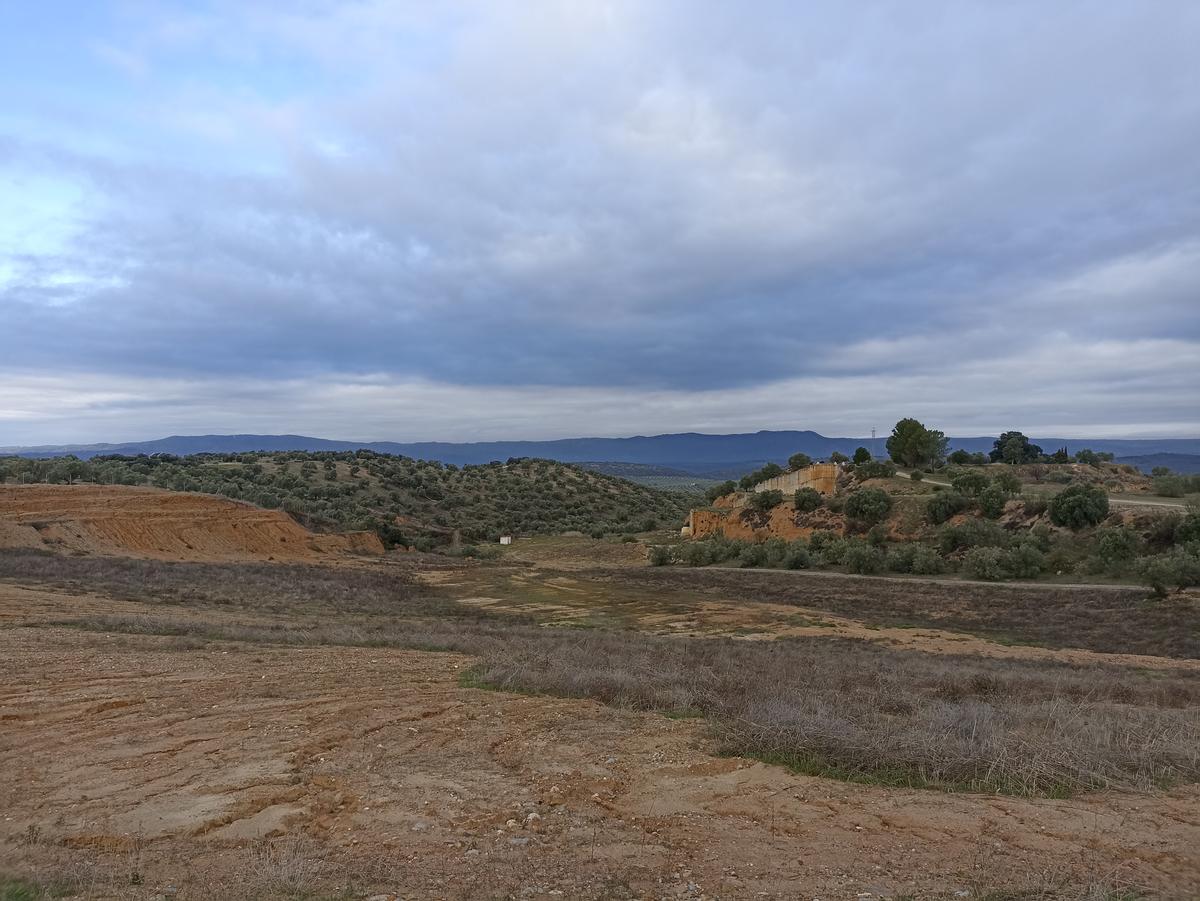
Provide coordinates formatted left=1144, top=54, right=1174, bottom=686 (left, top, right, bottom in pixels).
left=468, top=630, right=1200, bottom=796
left=596, top=566, right=1200, bottom=659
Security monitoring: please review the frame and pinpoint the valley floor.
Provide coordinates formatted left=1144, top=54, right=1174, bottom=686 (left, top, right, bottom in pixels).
left=1, top=539, right=1198, bottom=899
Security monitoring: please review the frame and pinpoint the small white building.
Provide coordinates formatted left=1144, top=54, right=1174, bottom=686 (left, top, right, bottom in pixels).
left=499, top=535, right=513, bottom=545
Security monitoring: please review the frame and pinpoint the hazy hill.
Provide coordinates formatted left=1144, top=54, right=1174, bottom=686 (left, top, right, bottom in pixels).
left=5, top=430, right=1200, bottom=473
left=1117, top=453, right=1200, bottom=475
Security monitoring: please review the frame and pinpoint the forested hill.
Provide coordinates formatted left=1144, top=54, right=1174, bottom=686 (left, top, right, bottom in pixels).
left=0, top=452, right=694, bottom=548
left=6, top=430, right=1199, bottom=473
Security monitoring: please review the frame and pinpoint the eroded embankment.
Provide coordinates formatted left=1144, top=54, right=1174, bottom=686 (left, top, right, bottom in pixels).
left=0, top=484, right=383, bottom=561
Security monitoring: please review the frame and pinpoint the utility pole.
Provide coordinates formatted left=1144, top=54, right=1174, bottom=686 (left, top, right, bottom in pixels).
left=871, top=427, right=877, bottom=459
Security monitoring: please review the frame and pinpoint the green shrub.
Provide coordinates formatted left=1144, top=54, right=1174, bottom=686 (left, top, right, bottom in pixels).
left=1153, top=475, right=1187, bottom=498
left=909, top=545, right=946, bottom=574
left=1175, top=513, right=1200, bottom=545
left=866, top=523, right=890, bottom=546
left=888, top=543, right=944, bottom=575
left=749, top=489, right=784, bottom=513
left=1023, top=496, right=1049, bottom=517
left=808, top=530, right=839, bottom=553
left=843, top=541, right=886, bottom=575
left=678, top=542, right=711, bottom=566
left=811, top=532, right=849, bottom=565
left=1096, top=526, right=1139, bottom=567
left=951, top=471, right=990, bottom=497
left=761, top=537, right=789, bottom=568
left=736, top=543, right=769, bottom=568
left=793, top=487, right=823, bottom=512
left=909, top=469, right=924, bottom=482
left=787, top=452, right=813, bottom=471
left=977, top=485, right=1008, bottom=519
left=855, top=460, right=896, bottom=480
left=1137, top=545, right=1200, bottom=596
left=843, top=488, right=893, bottom=526
left=1048, top=485, right=1109, bottom=530
left=705, top=480, right=738, bottom=503
left=926, top=492, right=970, bottom=524
left=782, top=542, right=811, bottom=569
left=993, top=471, right=1022, bottom=495
left=963, top=546, right=1009, bottom=580
left=1005, top=544, right=1045, bottom=579
left=648, top=545, right=674, bottom=566
left=940, top=519, right=1009, bottom=554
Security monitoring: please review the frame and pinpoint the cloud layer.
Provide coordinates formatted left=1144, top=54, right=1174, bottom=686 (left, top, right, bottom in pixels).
left=2, top=2, right=1198, bottom=442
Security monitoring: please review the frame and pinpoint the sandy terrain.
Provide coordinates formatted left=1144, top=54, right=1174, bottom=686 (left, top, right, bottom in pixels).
left=0, top=485, right=383, bottom=561
left=2, top=613, right=1198, bottom=900
left=1, top=505, right=1196, bottom=898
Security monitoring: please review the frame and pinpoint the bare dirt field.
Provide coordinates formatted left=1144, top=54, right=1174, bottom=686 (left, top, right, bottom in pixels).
left=1, top=530, right=1198, bottom=899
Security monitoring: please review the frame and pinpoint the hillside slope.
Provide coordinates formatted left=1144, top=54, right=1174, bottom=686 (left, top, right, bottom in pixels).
left=0, top=453, right=692, bottom=546
left=0, top=485, right=384, bottom=561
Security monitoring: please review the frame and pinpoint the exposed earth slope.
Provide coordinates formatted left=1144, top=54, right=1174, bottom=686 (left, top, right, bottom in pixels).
left=0, top=485, right=383, bottom=561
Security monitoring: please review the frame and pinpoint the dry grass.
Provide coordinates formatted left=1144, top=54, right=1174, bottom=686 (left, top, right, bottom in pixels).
left=9, top=547, right=1199, bottom=798
left=0, top=548, right=465, bottom=617
left=466, top=630, right=1200, bottom=796
left=49, top=612, right=1200, bottom=797
left=593, top=566, right=1200, bottom=658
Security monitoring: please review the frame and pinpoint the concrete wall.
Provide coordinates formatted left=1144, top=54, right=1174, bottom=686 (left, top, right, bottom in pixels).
left=752, top=462, right=840, bottom=496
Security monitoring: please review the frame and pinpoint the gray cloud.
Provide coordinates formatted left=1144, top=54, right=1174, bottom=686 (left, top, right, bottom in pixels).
left=1, top=1, right=1198, bottom=439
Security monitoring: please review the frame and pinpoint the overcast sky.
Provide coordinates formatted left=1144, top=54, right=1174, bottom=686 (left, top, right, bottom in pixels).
left=2, top=1, right=1198, bottom=444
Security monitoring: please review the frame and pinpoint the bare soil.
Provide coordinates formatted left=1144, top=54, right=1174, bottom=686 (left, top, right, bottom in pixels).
left=0, top=485, right=383, bottom=561
left=2, top=528, right=1199, bottom=898
left=3, top=617, right=1198, bottom=900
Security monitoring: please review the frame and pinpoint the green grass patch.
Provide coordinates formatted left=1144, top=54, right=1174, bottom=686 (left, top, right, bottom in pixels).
left=0, top=877, right=72, bottom=901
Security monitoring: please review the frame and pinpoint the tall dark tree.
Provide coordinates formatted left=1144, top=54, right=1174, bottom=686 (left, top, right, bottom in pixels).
left=886, top=418, right=948, bottom=469
left=989, top=431, right=1043, bottom=464
left=787, top=452, right=813, bottom=471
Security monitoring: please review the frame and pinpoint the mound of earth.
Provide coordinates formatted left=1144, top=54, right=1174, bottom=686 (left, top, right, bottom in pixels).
left=0, top=485, right=383, bottom=561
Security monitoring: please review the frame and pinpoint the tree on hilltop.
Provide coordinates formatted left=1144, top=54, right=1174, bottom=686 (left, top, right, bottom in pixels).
left=787, top=452, right=813, bottom=471
left=886, top=418, right=947, bottom=469
left=990, top=431, right=1043, bottom=464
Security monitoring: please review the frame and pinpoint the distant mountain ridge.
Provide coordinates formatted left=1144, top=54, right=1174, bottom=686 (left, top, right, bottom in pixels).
left=5, top=430, right=1200, bottom=474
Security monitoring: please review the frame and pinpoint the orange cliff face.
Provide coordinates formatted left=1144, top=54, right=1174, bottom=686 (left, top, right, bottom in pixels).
left=0, top=484, right=385, bottom=562
left=687, top=503, right=846, bottom=542
left=684, top=464, right=846, bottom=542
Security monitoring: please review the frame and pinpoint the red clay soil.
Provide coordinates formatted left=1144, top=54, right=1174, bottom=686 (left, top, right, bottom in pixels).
left=0, top=485, right=383, bottom=562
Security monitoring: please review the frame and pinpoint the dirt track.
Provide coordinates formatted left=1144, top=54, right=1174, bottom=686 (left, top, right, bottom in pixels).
left=0, top=485, right=383, bottom=561
left=2, top=616, right=1198, bottom=900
